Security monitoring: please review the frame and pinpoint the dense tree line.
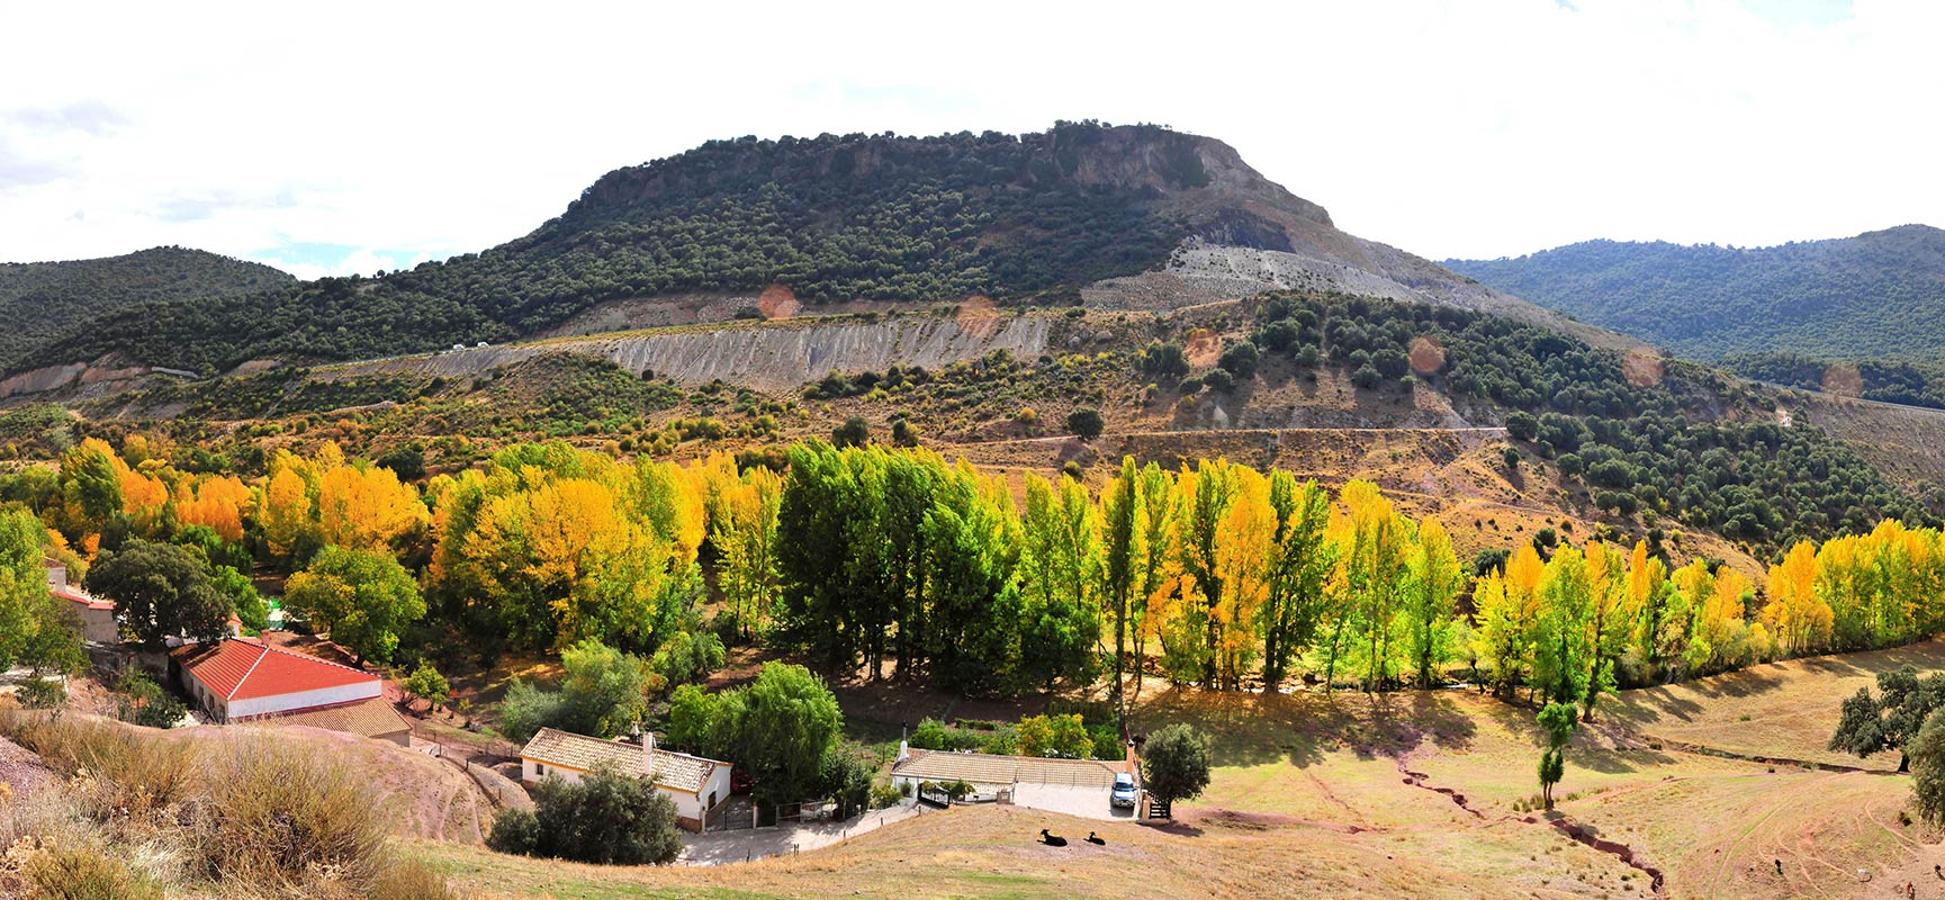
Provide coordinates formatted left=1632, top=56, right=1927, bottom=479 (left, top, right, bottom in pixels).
left=26, top=123, right=1204, bottom=375
left=1444, top=225, right=1945, bottom=362
left=1240, top=292, right=1937, bottom=550
left=6, top=430, right=1936, bottom=715
left=1725, top=351, right=1945, bottom=412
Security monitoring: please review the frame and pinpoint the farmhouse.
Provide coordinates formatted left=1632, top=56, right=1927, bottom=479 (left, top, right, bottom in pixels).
left=169, top=638, right=410, bottom=745
left=891, top=745, right=1132, bottom=815
left=519, top=727, right=733, bottom=832
left=44, top=558, right=116, bottom=645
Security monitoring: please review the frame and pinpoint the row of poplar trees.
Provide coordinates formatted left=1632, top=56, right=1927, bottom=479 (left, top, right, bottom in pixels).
left=772, top=444, right=1467, bottom=700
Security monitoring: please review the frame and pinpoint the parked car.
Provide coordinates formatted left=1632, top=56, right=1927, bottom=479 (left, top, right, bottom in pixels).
left=1110, top=772, right=1138, bottom=809
left=732, top=769, right=755, bottom=794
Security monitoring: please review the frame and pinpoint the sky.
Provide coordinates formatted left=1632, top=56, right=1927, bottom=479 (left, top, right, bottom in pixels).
left=3, top=0, right=1940, bottom=278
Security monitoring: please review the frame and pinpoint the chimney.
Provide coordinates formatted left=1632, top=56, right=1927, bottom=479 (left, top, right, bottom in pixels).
left=642, top=730, right=656, bottom=781
left=896, top=739, right=910, bottom=766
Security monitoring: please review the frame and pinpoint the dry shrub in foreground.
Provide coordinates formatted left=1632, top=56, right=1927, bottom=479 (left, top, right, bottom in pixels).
left=18, top=842, right=165, bottom=899
left=194, top=736, right=390, bottom=892
left=0, top=709, right=195, bottom=821
left=0, top=709, right=460, bottom=898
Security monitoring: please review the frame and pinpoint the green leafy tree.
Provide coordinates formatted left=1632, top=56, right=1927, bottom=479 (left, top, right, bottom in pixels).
left=1019, top=474, right=1102, bottom=690
left=403, top=661, right=451, bottom=708
left=1830, top=665, right=1945, bottom=773
left=85, top=539, right=230, bottom=647
left=737, top=663, right=843, bottom=805
left=1537, top=701, right=1578, bottom=810
left=1402, top=519, right=1462, bottom=688
left=819, top=750, right=874, bottom=820
left=1260, top=474, right=1333, bottom=692
left=559, top=639, right=652, bottom=738
left=1531, top=549, right=1593, bottom=706
left=1142, top=723, right=1211, bottom=817
left=209, top=564, right=268, bottom=632
left=60, top=440, right=122, bottom=534
left=1907, top=708, right=1945, bottom=826
left=498, top=680, right=570, bottom=744
left=1017, top=713, right=1093, bottom=758
left=648, top=630, right=725, bottom=691
left=922, top=466, right=1025, bottom=695
left=1100, top=458, right=1142, bottom=725
left=0, top=508, right=81, bottom=673
left=282, top=546, right=425, bottom=664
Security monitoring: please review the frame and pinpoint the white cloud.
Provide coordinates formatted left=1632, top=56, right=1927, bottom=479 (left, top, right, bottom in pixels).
left=0, top=0, right=1939, bottom=270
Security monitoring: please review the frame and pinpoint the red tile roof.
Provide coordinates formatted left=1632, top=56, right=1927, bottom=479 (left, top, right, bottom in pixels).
left=176, top=638, right=377, bottom=701
left=53, top=585, right=113, bottom=611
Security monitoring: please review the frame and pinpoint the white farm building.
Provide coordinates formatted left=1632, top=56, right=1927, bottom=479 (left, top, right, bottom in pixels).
left=518, top=727, right=733, bottom=832
left=169, top=638, right=410, bottom=744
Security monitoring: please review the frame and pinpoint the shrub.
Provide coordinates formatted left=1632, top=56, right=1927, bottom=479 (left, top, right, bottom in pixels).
left=370, top=856, right=461, bottom=900
left=870, top=780, right=904, bottom=810
left=21, top=844, right=162, bottom=900
left=1139, top=341, right=1189, bottom=379
left=487, top=806, right=541, bottom=855
left=18, top=677, right=65, bottom=709
left=821, top=750, right=874, bottom=819
left=1066, top=407, right=1104, bottom=441
left=110, top=668, right=187, bottom=729
left=520, top=764, right=683, bottom=865
left=0, top=710, right=196, bottom=818
left=1201, top=368, right=1235, bottom=393
left=497, top=679, right=569, bottom=744
left=832, top=416, right=870, bottom=447
left=194, top=737, right=390, bottom=891
left=1218, top=340, right=1259, bottom=379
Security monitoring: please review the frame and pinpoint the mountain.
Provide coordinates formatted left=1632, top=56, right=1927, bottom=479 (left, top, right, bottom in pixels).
left=1445, top=225, right=1945, bottom=362
left=0, top=246, right=291, bottom=372
left=11, top=123, right=1605, bottom=378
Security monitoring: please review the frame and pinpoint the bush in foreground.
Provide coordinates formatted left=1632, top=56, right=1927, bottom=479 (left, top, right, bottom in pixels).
left=489, top=763, right=682, bottom=865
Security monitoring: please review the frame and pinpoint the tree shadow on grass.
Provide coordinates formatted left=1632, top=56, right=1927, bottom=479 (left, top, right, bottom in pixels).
left=1133, top=686, right=1480, bottom=770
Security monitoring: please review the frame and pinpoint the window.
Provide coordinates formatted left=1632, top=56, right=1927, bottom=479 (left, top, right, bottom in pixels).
left=535, top=763, right=546, bottom=777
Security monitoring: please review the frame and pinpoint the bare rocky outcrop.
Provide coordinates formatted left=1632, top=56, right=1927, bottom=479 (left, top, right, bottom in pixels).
left=319, top=312, right=1052, bottom=393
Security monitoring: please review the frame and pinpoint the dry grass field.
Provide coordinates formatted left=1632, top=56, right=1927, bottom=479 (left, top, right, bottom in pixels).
left=414, top=643, right=1945, bottom=898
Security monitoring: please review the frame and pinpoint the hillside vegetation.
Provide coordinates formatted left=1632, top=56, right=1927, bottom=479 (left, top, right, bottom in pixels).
left=0, top=246, right=290, bottom=372
left=1446, top=225, right=1945, bottom=361
left=1726, top=351, right=1945, bottom=411
left=19, top=123, right=1240, bottom=374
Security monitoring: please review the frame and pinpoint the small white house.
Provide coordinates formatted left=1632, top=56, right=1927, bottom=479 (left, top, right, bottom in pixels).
left=44, top=558, right=116, bottom=645
left=519, top=727, right=733, bottom=832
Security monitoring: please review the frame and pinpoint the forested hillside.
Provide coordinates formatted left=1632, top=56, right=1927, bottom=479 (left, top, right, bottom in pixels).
left=1445, top=225, right=1945, bottom=361
left=19, top=124, right=1273, bottom=375
left=1725, top=351, right=1945, bottom=411
left=0, top=246, right=290, bottom=371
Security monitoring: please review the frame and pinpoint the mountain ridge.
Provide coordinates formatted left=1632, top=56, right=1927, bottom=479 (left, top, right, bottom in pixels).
left=9, top=123, right=1605, bottom=379
left=0, top=246, right=291, bottom=373
left=1445, top=225, right=1945, bottom=361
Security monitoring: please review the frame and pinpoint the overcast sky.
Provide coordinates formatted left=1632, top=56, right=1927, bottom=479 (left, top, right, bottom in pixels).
left=3, top=0, right=1938, bottom=278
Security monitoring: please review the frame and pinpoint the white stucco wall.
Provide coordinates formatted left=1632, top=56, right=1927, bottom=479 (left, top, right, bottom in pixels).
left=186, top=677, right=380, bottom=722
left=520, top=757, right=729, bottom=829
